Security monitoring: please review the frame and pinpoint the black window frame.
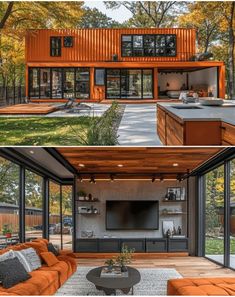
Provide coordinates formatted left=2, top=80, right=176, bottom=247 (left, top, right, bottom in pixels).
left=50, top=37, right=62, bottom=57
left=63, top=36, right=73, bottom=48
left=121, top=34, right=177, bottom=58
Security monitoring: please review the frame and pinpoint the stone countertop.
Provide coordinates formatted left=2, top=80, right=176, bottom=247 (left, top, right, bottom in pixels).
left=157, top=100, right=235, bottom=126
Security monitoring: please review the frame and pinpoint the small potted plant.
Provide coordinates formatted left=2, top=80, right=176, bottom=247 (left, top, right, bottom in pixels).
left=2, top=224, right=13, bottom=238
left=104, top=258, right=115, bottom=272
left=115, top=245, right=135, bottom=272
left=77, top=190, right=87, bottom=201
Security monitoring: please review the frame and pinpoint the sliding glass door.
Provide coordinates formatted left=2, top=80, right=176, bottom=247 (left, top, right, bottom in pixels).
left=205, top=165, right=224, bottom=265
left=106, top=68, right=153, bottom=99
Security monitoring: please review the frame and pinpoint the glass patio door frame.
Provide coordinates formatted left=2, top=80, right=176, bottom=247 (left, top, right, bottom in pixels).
left=198, top=156, right=235, bottom=269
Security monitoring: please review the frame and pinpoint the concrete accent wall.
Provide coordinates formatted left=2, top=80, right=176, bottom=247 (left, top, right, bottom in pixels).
left=76, top=180, right=187, bottom=239
left=188, top=67, right=218, bottom=97
left=158, top=73, right=187, bottom=91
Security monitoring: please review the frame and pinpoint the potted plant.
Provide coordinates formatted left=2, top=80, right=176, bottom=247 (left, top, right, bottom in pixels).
left=77, top=190, right=87, bottom=201
left=115, top=245, right=135, bottom=272
left=104, top=258, right=115, bottom=272
left=2, top=224, right=13, bottom=238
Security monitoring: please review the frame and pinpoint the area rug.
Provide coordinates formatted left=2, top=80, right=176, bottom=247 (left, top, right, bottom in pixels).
left=56, top=266, right=182, bottom=295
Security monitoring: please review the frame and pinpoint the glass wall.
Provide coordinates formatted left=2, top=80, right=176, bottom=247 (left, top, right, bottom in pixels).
left=107, top=69, right=153, bottom=99
left=25, top=170, right=43, bottom=241
left=205, top=165, right=225, bottom=265
left=52, top=68, right=62, bottom=98
left=230, top=159, right=235, bottom=268
left=49, top=181, right=61, bottom=249
left=0, top=157, right=20, bottom=247
left=62, top=185, right=73, bottom=249
left=29, top=67, right=90, bottom=99
left=29, top=68, right=39, bottom=98
left=40, top=68, right=51, bottom=98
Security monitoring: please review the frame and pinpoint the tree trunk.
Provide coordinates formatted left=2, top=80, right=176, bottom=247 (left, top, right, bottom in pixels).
left=228, top=2, right=235, bottom=99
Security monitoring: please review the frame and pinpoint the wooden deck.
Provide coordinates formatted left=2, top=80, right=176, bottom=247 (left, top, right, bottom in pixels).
left=30, top=99, right=180, bottom=104
left=0, top=104, right=59, bottom=115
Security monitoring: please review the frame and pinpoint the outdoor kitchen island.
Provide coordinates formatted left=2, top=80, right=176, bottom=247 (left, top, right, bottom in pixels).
left=157, top=101, right=235, bottom=145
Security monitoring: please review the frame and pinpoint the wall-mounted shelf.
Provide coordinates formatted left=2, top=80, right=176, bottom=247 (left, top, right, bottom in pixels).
left=162, top=199, right=187, bottom=203
left=77, top=212, right=100, bottom=215
left=161, top=212, right=187, bottom=216
left=77, top=200, right=100, bottom=203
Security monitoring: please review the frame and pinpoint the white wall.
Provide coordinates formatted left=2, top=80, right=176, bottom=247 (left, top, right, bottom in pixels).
left=158, top=73, right=187, bottom=91
left=76, top=180, right=187, bottom=239
left=188, top=67, right=218, bottom=97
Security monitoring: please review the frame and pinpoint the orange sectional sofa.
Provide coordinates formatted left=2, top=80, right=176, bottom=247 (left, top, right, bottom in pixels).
left=168, top=278, right=235, bottom=296
left=0, top=239, right=77, bottom=295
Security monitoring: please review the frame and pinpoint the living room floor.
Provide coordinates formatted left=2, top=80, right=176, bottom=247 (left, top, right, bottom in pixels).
left=77, top=256, right=235, bottom=278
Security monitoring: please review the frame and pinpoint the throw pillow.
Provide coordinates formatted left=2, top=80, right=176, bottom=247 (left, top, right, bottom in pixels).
left=0, top=250, right=15, bottom=262
left=20, top=248, right=41, bottom=271
left=24, top=241, right=48, bottom=255
left=0, top=258, right=31, bottom=289
left=13, top=250, right=32, bottom=272
left=40, top=252, right=59, bottom=267
left=47, top=243, right=59, bottom=256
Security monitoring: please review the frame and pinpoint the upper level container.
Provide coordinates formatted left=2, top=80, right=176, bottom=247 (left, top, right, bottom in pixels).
left=25, top=28, right=196, bottom=63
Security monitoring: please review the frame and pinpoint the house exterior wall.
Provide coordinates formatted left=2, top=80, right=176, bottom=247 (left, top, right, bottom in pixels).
left=25, top=28, right=196, bottom=63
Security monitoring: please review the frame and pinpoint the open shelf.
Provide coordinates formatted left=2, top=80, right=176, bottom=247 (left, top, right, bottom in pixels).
left=162, top=199, right=187, bottom=203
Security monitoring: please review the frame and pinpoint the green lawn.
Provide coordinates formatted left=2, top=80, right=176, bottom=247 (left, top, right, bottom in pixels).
left=206, top=237, right=235, bottom=254
left=0, top=117, right=92, bottom=145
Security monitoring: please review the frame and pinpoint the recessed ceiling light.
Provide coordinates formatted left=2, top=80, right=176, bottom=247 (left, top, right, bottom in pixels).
left=79, top=164, right=85, bottom=167
left=29, top=150, right=34, bottom=154
left=117, top=164, right=123, bottom=167
left=173, top=163, right=179, bottom=167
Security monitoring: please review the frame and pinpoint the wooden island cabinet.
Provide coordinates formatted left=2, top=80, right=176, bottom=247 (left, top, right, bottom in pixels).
left=157, top=106, right=227, bottom=145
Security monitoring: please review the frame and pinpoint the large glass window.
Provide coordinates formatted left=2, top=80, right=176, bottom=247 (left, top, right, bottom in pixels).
left=52, top=68, right=62, bottom=98
left=29, top=68, right=39, bottom=98
left=107, top=69, right=153, bottom=99
left=49, top=181, right=61, bottom=249
left=0, top=157, right=20, bottom=247
left=63, top=68, right=75, bottom=98
left=40, top=68, right=51, bottom=98
left=122, top=34, right=176, bottom=57
left=230, top=159, right=235, bottom=268
left=62, top=186, right=73, bottom=250
left=205, top=165, right=224, bottom=265
left=25, top=170, right=43, bottom=241
left=75, top=68, right=90, bottom=99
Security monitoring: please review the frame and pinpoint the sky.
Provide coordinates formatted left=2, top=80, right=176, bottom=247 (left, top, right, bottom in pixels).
left=84, top=1, right=132, bottom=23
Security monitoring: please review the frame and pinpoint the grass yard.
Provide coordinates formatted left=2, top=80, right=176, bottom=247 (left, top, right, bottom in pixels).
left=206, top=237, right=235, bottom=255
left=0, top=117, right=92, bottom=145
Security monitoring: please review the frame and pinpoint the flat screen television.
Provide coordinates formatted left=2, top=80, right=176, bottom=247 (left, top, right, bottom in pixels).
left=106, top=200, right=159, bottom=230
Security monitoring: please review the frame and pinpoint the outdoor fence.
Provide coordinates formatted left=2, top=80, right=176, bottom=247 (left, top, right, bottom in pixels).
left=0, top=86, right=26, bottom=106
left=0, top=213, right=60, bottom=234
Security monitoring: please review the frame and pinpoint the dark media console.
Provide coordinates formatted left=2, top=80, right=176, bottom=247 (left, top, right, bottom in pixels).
left=75, top=237, right=188, bottom=253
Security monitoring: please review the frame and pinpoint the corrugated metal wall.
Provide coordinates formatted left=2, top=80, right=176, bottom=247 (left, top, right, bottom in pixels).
left=26, top=28, right=196, bottom=63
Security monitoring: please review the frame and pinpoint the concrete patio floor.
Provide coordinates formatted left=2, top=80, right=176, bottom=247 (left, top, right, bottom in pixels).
left=117, top=104, right=162, bottom=146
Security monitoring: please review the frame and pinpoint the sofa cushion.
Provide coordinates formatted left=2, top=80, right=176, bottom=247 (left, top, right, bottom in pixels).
left=13, top=251, right=32, bottom=273
left=57, top=255, right=77, bottom=274
left=40, top=252, right=59, bottom=267
left=48, top=243, right=59, bottom=256
left=0, top=250, right=15, bottom=262
left=0, top=258, right=31, bottom=289
left=40, top=261, right=69, bottom=286
left=24, top=241, right=48, bottom=255
left=0, top=269, right=59, bottom=295
left=20, top=248, right=41, bottom=271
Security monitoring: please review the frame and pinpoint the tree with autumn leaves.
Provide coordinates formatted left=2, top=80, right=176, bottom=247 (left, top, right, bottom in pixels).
left=0, top=1, right=234, bottom=98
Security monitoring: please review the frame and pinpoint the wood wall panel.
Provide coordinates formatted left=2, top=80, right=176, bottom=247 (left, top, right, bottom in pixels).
left=26, top=28, right=196, bottom=63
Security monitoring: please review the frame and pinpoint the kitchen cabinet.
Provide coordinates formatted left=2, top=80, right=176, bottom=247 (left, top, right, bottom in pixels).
left=221, top=122, right=235, bottom=145
left=157, top=106, right=221, bottom=145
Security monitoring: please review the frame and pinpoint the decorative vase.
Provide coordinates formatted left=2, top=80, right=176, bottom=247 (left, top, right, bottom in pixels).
left=5, top=233, right=12, bottom=238
left=121, top=265, right=127, bottom=272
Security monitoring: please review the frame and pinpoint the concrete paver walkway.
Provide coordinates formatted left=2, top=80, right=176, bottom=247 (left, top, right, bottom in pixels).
left=117, top=104, right=162, bottom=146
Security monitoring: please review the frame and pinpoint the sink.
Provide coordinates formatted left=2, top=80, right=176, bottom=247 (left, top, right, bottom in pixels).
left=171, top=105, right=202, bottom=110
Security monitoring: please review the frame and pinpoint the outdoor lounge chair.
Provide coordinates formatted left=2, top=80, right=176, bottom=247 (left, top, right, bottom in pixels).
left=58, top=97, right=76, bottom=110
